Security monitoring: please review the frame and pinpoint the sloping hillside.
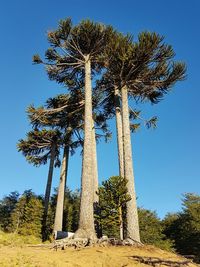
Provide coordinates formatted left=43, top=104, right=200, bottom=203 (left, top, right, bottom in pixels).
left=0, top=244, right=198, bottom=267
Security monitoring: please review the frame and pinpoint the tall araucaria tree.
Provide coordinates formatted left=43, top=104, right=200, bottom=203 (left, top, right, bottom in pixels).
left=17, top=129, right=61, bottom=239
left=33, top=18, right=115, bottom=239
left=98, top=32, right=186, bottom=242
left=96, top=74, right=155, bottom=180
left=28, top=90, right=110, bottom=235
left=28, top=93, right=84, bottom=233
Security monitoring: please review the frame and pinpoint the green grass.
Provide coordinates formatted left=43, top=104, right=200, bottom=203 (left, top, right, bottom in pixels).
left=0, top=231, right=41, bottom=247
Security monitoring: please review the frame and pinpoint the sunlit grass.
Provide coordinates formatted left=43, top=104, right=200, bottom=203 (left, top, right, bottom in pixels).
left=0, top=231, right=41, bottom=247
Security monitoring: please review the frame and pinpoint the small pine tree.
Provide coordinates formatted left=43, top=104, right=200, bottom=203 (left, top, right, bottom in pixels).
left=11, top=190, right=43, bottom=238
left=96, top=176, right=131, bottom=239
left=21, top=198, right=43, bottom=238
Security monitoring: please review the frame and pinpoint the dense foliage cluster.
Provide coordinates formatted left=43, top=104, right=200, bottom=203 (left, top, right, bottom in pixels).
left=162, top=193, right=200, bottom=262
left=95, top=176, right=131, bottom=239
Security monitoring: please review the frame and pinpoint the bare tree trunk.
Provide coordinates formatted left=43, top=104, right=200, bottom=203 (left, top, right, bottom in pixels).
left=75, top=56, right=96, bottom=240
left=119, top=205, right=123, bottom=240
left=42, top=142, right=56, bottom=240
left=53, top=145, right=69, bottom=232
left=121, top=85, right=140, bottom=242
left=114, top=86, right=124, bottom=178
left=92, top=117, right=100, bottom=237
left=92, top=118, right=99, bottom=204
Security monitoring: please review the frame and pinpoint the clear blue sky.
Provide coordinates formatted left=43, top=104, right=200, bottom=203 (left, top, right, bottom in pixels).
left=0, top=0, right=199, bottom=218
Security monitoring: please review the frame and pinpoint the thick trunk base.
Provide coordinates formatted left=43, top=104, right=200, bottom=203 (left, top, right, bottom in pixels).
left=123, top=238, right=143, bottom=246
left=74, top=228, right=97, bottom=241
left=53, top=238, right=89, bottom=250
left=53, top=236, right=143, bottom=250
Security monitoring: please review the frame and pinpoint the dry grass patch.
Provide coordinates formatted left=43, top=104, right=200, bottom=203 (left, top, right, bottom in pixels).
left=0, top=244, right=198, bottom=267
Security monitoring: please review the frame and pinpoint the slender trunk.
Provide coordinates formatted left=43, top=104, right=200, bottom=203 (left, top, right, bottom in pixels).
left=53, top=145, right=69, bottom=232
left=92, top=118, right=100, bottom=236
left=114, top=86, right=124, bottom=178
left=119, top=205, right=123, bottom=240
left=42, top=142, right=56, bottom=240
left=121, top=85, right=140, bottom=242
left=75, top=56, right=96, bottom=239
left=92, top=118, right=99, bottom=204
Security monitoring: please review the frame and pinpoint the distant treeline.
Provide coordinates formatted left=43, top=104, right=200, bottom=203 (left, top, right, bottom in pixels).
left=0, top=178, right=199, bottom=262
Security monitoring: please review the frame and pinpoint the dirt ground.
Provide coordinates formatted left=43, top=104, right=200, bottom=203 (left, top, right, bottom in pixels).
left=0, top=244, right=197, bottom=267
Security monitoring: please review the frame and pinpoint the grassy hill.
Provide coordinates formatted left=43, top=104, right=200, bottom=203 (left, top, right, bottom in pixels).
left=0, top=232, right=198, bottom=267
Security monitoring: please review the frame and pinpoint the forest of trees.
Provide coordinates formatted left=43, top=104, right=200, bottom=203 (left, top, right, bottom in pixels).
left=0, top=181, right=199, bottom=262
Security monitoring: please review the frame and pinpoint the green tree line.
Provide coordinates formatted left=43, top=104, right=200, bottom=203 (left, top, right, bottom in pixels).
left=0, top=177, right=199, bottom=262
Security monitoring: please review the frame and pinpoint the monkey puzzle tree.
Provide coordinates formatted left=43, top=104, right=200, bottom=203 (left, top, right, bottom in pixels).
left=98, top=32, right=186, bottom=242
left=28, top=91, right=109, bottom=234
left=28, top=93, right=82, bottom=233
left=96, top=74, right=155, bottom=181
left=97, top=176, right=131, bottom=240
left=17, top=129, right=61, bottom=239
left=33, top=18, right=114, bottom=239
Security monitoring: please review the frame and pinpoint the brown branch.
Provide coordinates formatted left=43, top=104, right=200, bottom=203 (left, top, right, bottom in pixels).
left=69, top=36, right=85, bottom=60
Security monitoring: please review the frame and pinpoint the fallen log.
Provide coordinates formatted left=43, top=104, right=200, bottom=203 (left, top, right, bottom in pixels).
left=183, top=255, right=195, bottom=260
left=131, top=255, right=191, bottom=267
